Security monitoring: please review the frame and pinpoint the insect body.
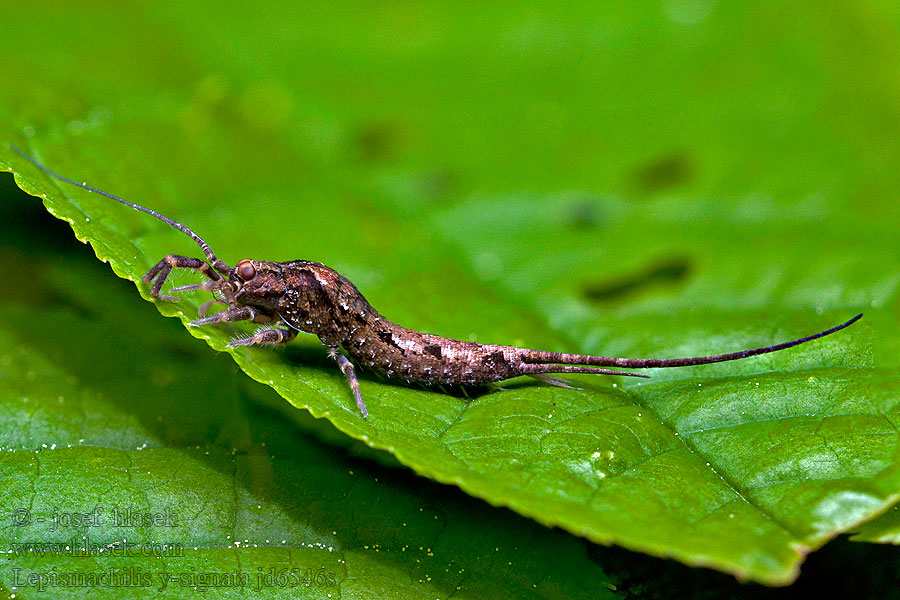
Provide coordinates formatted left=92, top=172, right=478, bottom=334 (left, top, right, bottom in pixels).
left=12, top=145, right=863, bottom=418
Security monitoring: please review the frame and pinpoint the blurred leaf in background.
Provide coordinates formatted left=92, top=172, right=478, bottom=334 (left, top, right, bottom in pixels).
left=1, top=0, right=898, bottom=595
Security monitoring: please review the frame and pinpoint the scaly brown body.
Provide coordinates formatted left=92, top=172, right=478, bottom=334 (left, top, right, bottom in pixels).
left=165, top=257, right=861, bottom=418
left=12, top=144, right=863, bottom=418
left=244, top=260, right=546, bottom=385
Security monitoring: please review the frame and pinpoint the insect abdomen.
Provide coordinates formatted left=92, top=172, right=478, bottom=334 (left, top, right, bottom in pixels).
left=342, top=323, right=520, bottom=385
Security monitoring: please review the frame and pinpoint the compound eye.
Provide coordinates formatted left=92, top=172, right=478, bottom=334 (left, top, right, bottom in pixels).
left=236, top=259, right=257, bottom=281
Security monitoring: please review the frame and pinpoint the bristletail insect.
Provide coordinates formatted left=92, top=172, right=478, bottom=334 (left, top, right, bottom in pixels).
left=11, top=144, right=863, bottom=417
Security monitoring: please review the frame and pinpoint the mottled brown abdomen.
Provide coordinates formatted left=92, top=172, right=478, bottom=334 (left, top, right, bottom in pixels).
left=342, top=321, right=522, bottom=384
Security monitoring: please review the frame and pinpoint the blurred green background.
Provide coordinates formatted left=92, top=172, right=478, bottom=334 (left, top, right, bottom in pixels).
left=1, top=1, right=898, bottom=597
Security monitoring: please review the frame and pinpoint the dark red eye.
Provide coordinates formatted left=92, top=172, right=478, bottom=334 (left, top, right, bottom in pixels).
left=236, top=259, right=256, bottom=281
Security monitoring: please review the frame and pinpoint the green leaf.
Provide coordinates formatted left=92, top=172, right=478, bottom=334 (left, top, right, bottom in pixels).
left=2, top=1, right=899, bottom=586
left=0, top=195, right=621, bottom=599
left=850, top=506, right=900, bottom=544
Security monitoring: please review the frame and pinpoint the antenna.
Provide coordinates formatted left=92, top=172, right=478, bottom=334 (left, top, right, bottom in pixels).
left=9, top=144, right=222, bottom=267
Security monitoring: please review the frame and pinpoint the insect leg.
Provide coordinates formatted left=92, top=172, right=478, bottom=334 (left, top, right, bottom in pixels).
left=189, top=306, right=263, bottom=327
left=197, top=298, right=226, bottom=317
left=529, top=374, right=581, bottom=389
left=164, top=280, right=227, bottom=316
left=227, top=328, right=297, bottom=348
left=143, top=254, right=226, bottom=301
left=169, top=281, right=218, bottom=294
left=329, top=347, right=368, bottom=418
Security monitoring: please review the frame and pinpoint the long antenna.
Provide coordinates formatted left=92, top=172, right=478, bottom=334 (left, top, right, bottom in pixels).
left=9, top=144, right=221, bottom=266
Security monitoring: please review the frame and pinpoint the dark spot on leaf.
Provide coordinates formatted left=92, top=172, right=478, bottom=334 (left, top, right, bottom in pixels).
left=563, top=196, right=605, bottom=229
left=356, top=120, right=409, bottom=162
left=630, top=152, right=694, bottom=193
left=582, top=257, right=691, bottom=304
